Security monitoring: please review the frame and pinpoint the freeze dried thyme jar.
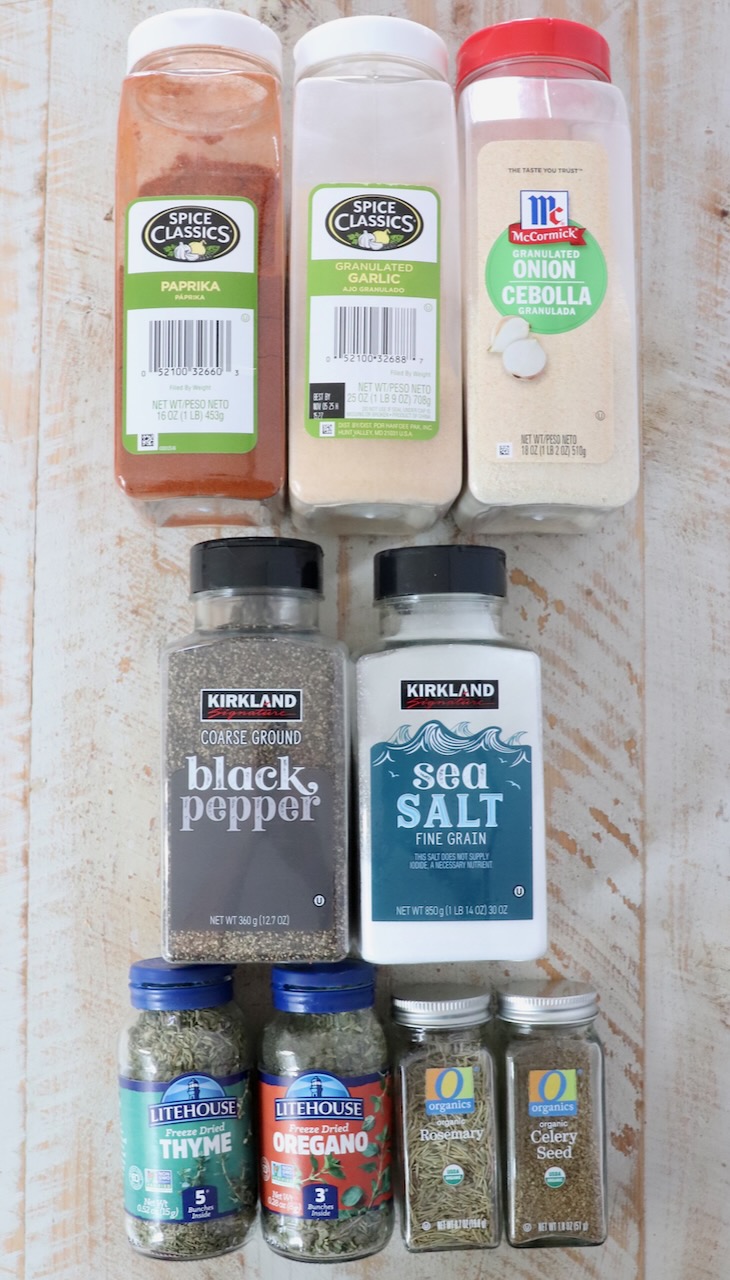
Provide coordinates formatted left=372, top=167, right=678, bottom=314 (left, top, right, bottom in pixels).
left=499, top=980, right=608, bottom=1247
left=162, top=537, right=349, bottom=963
left=118, top=958, right=256, bottom=1259
left=393, top=985, right=501, bottom=1252
left=259, top=961, right=394, bottom=1261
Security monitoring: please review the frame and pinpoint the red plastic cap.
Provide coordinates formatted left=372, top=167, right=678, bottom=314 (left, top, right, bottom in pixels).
left=456, top=18, right=611, bottom=87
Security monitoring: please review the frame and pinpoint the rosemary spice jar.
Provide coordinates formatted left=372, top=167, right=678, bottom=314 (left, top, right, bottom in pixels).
left=259, top=961, right=394, bottom=1261
left=115, top=9, right=285, bottom=525
left=499, top=980, right=608, bottom=1247
left=162, top=537, right=349, bottom=964
left=392, top=985, right=501, bottom=1252
left=118, top=958, right=256, bottom=1259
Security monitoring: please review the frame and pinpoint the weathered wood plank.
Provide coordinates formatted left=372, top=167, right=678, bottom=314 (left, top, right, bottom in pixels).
left=0, top=1, right=50, bottom=1275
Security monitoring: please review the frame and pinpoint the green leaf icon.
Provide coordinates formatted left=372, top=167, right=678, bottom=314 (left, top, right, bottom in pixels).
left=341, top=1185, right=364, bottom=1208
left=361, top=1114, right=376, bottom=1131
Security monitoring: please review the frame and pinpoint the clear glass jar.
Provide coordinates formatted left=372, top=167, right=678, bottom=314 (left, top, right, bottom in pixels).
left=115, top=9, right=285, bottom=526
left=499, top=980, right=608, bottom=1247
left=118, top=958, right=256, bottom=1259
left=392, top=986, right=501, bottom=1251
left=288, top=15, right=462, bottom=535
left=162, top=537, right=349, bottom=963
left=356, top=545, right=546, bottom=964
left=455, top=18, right=639, bottom=534
left=259, top=961, right=394, bottom=1261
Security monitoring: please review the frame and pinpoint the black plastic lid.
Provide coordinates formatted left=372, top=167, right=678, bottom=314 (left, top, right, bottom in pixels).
left=374, top=545, right=506, bottom=600
left=190, top=537, right=323, bottom=595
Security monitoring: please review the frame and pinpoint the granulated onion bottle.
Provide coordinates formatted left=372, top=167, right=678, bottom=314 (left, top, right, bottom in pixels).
left=115, top=8, right=285, bottom=526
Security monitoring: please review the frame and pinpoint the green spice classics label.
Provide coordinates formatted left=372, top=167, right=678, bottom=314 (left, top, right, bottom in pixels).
left=305, top=185, right=440, bottom=440
left=123, top=196, right=258, bottom=454
left=119, top=1070, right=253, bottom=1223
left=474, top=140, right=615, bottom=464
left=259, top=1068, right=392, bottom=1221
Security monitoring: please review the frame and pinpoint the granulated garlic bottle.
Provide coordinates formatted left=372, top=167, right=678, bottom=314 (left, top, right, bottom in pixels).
left=356, top=545, right=546, bottom=964
left=162, top=537, right=348, bottom=964
left=115, top=9, right=285, bottom=526
left=498, top=980, right=608, bottom=1247
left=288, top=16, right=462, bottom=534
left=456, top=18, right=639, bottom=533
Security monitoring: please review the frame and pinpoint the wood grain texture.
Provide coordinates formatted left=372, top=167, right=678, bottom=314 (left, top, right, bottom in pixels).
left=0, top=2, right=50, bottom=1276
left=6, top=0, right=725, bottom=1276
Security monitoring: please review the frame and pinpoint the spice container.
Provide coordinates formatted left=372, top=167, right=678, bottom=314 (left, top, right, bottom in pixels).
left=118, top=958, right=256, bottom=1259
left=392, top=985, right=501, bottom=1252
left=455, top=18, right=639, bottom=534
left=356, top=544, right=546, bottom=963
left=162, top=537, right=349, bottom=963
left=499, top=980, right=608, bottom=1247
left=115, top=9, right=285, bottom=526
left=259, top=961, right=393, bottom=1260
left=288, top=15, right=462, bottom=534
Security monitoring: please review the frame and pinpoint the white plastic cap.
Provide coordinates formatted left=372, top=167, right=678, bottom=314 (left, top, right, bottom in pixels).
left=127, top=7, right=283, bottom=76
left=293, top=15, right=448, bottom=82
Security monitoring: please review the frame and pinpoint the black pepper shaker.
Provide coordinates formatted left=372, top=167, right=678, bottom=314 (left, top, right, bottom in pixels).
left=498, top=981, right=608, bottom=1247
left=162, top=537, right=349, bottom=963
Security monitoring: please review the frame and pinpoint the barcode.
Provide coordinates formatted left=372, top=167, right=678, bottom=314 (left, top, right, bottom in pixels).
left=333, top=306, right=416, bottom=359
left=148, top=319, right=232, bottom=372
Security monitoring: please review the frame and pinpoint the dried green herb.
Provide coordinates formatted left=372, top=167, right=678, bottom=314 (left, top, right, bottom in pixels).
left=122, top=1005, right=256, bottom=1260
left=398, top=1028, right=500, bottom=1251
left=260, top=1008, right=393, bottom=1260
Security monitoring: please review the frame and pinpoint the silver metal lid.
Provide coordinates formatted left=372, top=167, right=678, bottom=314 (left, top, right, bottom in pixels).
left=392, top=983, right=491, bottom=1028
left=497, top=980, right=599, bottom=1025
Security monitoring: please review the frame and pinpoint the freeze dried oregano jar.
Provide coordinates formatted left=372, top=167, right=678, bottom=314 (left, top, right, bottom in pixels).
left=162, top=537, right=349, bottom=963
left=118, top=958, right=256, bottom=1259
left=392, top=985, right=501, bottom=1252
left=499, top=980, right=608, bottom=1247
left=259, top=961, right=394, bottom=1261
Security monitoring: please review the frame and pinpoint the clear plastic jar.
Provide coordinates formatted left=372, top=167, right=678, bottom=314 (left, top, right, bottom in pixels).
left=259, top=961, right=394, bottom=1261
left=356, top=545, right=546, bottom=964
left=456, top=18, right=639, bottom=533
left=115, top=9, right=285, bottom=526
left=392, top=985, right=501, bottom=1252
left=499, top=980, right=608, bottom=1247
left=162, top=537, right=349, bottom=964
left=118, top=958, right=256, bottom=1259
left=288, top=16, right=462, bottom=534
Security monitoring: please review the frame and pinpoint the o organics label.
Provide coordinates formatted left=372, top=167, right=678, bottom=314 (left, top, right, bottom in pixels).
left=259, top=1068, right=392, bottom=1221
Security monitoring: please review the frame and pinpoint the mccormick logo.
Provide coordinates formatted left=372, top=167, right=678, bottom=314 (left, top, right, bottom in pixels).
left=142, top=206, right=240, bottom=262
left=326, top=194, right=423, bottom=252
left=148, top=1074, right=238, bottom=1126
left=528, top=1069, right=579, bottom=1117
left=425, top=1067, right=475, bottom=1116
left=400, top=680, right=499, bottom=710
left=509, top=190, right=586, bottom=246
left=274, top=1073, right=365, bottom=1121
left=200, top=689, right=303, bottom=722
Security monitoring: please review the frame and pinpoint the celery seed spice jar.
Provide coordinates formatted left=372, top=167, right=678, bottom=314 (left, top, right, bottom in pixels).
left=499, top=980, right=608, bottom=1247
left=118, top=958, right=256, bottom=1259
left=393, top=984, right=501, bottom=1252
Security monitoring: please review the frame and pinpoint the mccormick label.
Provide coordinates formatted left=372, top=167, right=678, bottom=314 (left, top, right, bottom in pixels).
left=123, top=196, right=258, bottom=455
left=119, top=1071, right=253, bottom=1223
left=259, top=1069, right=392, bottom=1221
left=305, top=185, right=440, bottom=441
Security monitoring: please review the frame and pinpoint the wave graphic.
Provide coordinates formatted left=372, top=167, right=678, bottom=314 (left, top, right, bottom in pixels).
left=372, top=720, right=530, bottom=768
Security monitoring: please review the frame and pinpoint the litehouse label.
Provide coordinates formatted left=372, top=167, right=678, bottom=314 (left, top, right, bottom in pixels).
left=370, top=720, right=533, bottom=922
left=306, top=184, right=440, bottom=441
left=259, top=1069, right=392, bottom=1222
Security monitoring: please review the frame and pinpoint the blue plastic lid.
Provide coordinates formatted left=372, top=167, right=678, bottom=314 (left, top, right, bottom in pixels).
left=129, top=957, right=234, bottom=1011
left=271, top=960, right=375, bottom=1014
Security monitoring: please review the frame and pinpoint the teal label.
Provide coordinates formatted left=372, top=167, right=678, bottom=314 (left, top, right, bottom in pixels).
left=119, top=1070, right=253, bottom=1222
left=123, top=196, right=258, bottom=455
left=370, top=721, right=533, bottom=921
left=305, top=185, right=440, bottom=440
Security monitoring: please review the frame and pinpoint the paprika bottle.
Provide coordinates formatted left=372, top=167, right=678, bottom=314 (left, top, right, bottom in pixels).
left=115, top=8, right=285, bottom=526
